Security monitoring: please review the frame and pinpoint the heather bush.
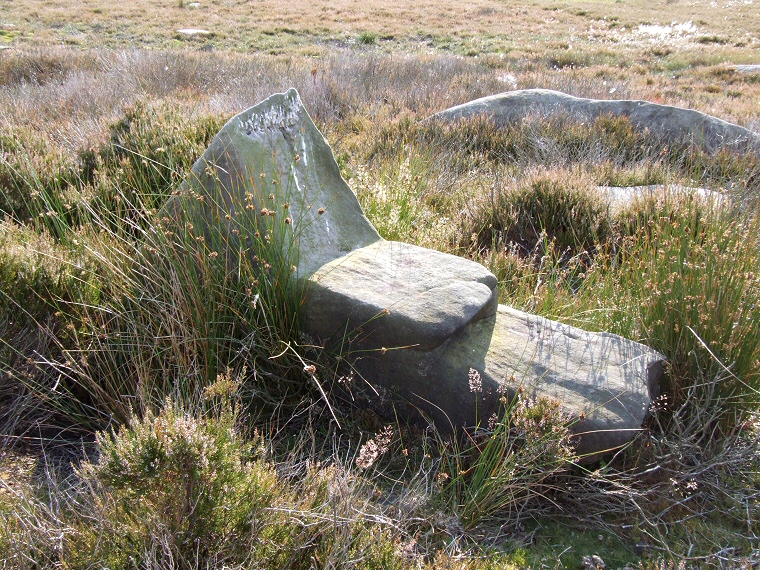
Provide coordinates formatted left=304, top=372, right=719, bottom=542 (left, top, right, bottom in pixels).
left=0, top=387, right=416, bottom=569
left=0, top=221, right=76, bottom=323
left=72, top=392, right=279, bottom=567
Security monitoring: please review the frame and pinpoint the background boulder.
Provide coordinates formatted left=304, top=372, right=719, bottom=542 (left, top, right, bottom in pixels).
left=430, top=88, right=760, bottom=154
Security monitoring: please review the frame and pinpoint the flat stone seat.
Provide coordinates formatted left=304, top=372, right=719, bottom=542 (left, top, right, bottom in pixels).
left=305, top=240, right=498, bottom=351
left=356, top=304, right=663, bottom=459
left=477, top=306, right=661, bottom=456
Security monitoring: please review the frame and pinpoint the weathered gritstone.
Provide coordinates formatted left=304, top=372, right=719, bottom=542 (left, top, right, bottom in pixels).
left=731, top=64, right=760, bottom=74
left=307, top=239, right=499, bottom=352
left=175, top=88, right=666, bottom=459
left=597, top=184, right=726, bottom=212
left=429, top=88, right=760, bottom=154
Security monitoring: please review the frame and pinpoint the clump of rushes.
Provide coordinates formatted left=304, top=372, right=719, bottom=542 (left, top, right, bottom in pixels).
left=553, top=196, right=760, bottom=424
left=615, top=199, right=760, bottom=416
left=438, top=373, right=576, bottom=529
left=357, top=31, right=377, bottom=45
left=3, top=143, right=321, bottom=435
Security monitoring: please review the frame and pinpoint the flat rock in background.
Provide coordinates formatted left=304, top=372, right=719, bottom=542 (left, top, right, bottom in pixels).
left=430, top=88, right=760, bottom=154
left=598, top=184, right=726, bottom=212
left=175, top=28, right=214, bottom=39
left=730, top=64, right=760, bottom=73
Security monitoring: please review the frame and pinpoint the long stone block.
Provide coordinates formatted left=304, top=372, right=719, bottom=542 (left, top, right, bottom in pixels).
left=430, top=88, right=760, bottom=154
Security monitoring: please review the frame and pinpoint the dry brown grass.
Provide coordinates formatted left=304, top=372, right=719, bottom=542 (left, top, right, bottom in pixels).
left=2, top=0, right=759, bottom=66
left=1, top=47, right=759, bottom=169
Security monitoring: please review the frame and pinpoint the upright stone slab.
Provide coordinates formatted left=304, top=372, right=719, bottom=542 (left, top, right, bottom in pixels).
left=176, top=89, right=666, bottom=459
left=174, top=88, right=381, bottom=277
left=430, top=89, right=760, bottom=154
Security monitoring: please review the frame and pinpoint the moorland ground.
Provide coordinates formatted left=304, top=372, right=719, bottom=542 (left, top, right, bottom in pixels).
left=1, top=1, right=760, bottom=568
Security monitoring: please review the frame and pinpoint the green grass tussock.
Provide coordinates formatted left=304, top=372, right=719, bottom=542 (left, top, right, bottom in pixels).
left=469, top=169, right=612, bottom=258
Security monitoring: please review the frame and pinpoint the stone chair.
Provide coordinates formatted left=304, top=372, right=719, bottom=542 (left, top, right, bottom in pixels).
left=175, top=88, right=665, bottom=459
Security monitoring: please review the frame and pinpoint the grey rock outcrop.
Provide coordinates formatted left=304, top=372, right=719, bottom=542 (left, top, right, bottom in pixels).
left=598, top=184, right=725, bottom=212
left=430, top=89, right=760, bottom=154
left=175, top=88, right=666, bottom=459
left=731, top=64, right=760, bottom=74
left=175, top=28, right=214, bottom=39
